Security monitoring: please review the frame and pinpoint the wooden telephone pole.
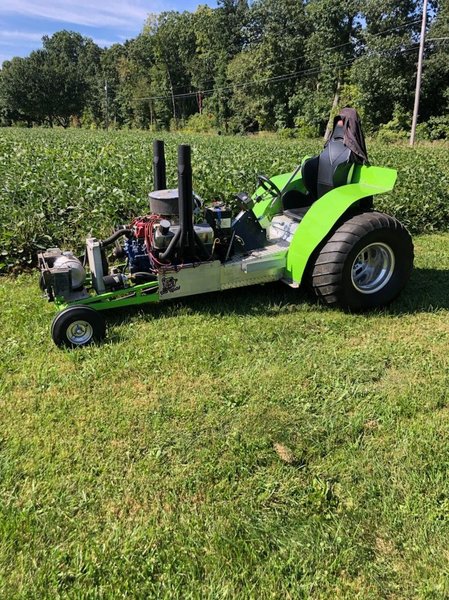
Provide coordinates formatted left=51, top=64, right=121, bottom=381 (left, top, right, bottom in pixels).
left=104, top=79, right=109, bottom=130
left=410, top=0, right=428, bottom=146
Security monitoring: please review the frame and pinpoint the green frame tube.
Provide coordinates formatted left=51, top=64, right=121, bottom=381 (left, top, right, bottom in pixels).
left=55, top=281, right=160, bottom=311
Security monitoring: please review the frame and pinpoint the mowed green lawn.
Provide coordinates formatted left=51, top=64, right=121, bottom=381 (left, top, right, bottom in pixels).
left=1, top=233, right=449, bottom=599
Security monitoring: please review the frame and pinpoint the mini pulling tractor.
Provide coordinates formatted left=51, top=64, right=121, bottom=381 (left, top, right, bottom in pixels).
left=38, top=125, right=413, bottom=347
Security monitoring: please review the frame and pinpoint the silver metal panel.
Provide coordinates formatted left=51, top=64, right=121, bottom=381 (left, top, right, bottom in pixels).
left=158, top=261, right=222, bottom=300
left=221, top=268, right=284, bottom=290
left=268, top=215, right=299, bottom=243
left=221, top=242, right=287, bottom=289
left=154, top=222, right=214, bottom=250
left=242, top=243, right=287, bottom=274
left=86, top=237, right=105, bottom=293
left=158, top=241, right=289, bottom=300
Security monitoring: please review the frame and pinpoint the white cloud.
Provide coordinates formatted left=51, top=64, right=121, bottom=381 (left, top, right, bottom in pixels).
left=0, top=29, right=124, bottom=50
left=0, top=30, right=43, bottom=45
left=0, top=0, right=155, bottom=30
left=0, top=30, right=43, bottom=41
left=92, top=37, right=119, bottom=48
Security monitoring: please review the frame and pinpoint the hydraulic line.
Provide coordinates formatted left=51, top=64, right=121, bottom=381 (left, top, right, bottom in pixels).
left=100, top=229, right=132, bottom=248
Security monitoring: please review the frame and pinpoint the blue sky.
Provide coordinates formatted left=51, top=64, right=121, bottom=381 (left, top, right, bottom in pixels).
left=0, top=1, right=215, bottom=66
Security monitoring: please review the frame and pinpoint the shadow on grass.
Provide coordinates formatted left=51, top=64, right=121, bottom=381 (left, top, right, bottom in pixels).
left=389, top=268, right=449, bottom=314
left=106, top=280, right=306, bottom=326
left=104, top=267, right=449, bottom=338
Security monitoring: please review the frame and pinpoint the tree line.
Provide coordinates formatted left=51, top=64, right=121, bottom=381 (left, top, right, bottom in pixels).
left=0, top=0, right=448, bottom=137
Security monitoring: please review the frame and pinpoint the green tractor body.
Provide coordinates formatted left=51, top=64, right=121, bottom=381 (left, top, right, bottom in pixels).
left=253, top=163, right=398, bottom=285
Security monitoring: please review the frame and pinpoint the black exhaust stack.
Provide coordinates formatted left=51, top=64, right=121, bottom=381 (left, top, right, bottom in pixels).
left=159, top=144, right=208, bottom=262
left=153, top=139, right=166, bottom=191
left=178, top=144, right=196, bottom=258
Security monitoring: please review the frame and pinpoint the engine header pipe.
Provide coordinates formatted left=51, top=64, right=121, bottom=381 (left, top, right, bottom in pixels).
left=153, top=139, right=166, bottom=191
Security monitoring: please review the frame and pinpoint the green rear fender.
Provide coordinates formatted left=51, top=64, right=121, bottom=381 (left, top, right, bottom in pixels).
left=285, top=164, right=398, bottom=284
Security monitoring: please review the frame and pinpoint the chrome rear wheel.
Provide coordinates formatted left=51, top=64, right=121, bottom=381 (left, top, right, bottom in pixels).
left=351, top=242, right=395, bottom=294
left=309, top=211, right=413, bottom=310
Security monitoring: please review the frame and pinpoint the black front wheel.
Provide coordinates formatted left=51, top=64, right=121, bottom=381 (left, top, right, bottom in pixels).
left=51, top=306, right=107, bottom=348
left=309, top=211, right=414, bottom=310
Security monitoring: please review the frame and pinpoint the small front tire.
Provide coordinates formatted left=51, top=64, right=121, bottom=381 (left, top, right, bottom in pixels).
left=51, top=306, right=106, bottom=348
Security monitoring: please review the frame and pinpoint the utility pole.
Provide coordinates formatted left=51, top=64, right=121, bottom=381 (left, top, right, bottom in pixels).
left=104, top=79, right=109, bottom=130
left=165, top=64, right=177, bottom=124
left=410, top=0, right=428, bottom=146
left=197, top=91, right=203, bottom=115
left=170, top=85, right=177, bottom=123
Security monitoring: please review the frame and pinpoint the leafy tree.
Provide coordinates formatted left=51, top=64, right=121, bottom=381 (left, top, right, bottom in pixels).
left=99, top=43, right=128, bottom=127
left=289, top=0, right=359, bottom=135
left=144, top=12, right=197, bottom=125
left=227, top=47, right=271, bottom=132
left=250, top=0, right=309, bottom=129
left=0, top=0, right=447, bottom=133
left=349, top=0, right=422, bottom=130
left=0, top=53, right=53, bottom=125
left=1, top=31, right=101, bottom=127
left=42, top=31, right=98, bottom=126
left=421, top=0, right=449, bottom=121
left=192, top=2, right=249, bottom=128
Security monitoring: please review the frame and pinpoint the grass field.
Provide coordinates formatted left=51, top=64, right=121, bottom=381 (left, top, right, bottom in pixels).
left=2, top=232, right=449, bottom=598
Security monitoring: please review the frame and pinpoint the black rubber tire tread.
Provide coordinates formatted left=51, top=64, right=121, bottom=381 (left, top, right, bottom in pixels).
left=51, top=306, right=107, bottom=348
left=309, top=210, right=414, bottom=310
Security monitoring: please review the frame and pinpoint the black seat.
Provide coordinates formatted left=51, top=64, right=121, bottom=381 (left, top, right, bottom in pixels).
left=314, top=123, right=354, bottom=199
left=281, top=125, right=355, bottom=214
left=282, top=109, right=371, bottom=214
left=281, top=155, right=319, bottom=211
left=283, top=122, right=356, bottom=212
left=301, top=123, right=356, bottom=202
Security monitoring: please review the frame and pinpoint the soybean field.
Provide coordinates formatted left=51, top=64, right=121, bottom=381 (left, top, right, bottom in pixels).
left=1, top=128, right=449, bottom=272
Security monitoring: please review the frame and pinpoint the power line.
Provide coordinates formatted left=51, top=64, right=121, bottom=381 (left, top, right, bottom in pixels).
left=163, top=16, right=424, bottom=95
left=265, top=17, right=423, bottom=71
left=362, top=18, right=422, bottom=39
left=136, top=41, right=422, bottom=104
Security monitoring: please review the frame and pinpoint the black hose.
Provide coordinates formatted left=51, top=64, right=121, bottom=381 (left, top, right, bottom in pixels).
left=100, top=229, right=132, bottom=248
left=131, top=272, right=157, bottom=281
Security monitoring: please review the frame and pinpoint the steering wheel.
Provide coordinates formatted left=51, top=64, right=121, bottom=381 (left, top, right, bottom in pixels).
left=256, top=174, right=282, bottom=203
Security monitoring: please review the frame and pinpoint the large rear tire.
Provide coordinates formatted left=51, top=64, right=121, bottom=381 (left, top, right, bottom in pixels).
left=309, top=211, right=413, bottom=310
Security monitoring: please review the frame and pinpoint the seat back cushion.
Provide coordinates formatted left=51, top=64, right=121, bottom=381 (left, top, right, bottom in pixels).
left=301, top=155, right=319, bottom=200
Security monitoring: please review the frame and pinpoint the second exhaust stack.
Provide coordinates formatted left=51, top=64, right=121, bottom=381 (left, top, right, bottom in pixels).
left=153, top=139, right=166, bottom=191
